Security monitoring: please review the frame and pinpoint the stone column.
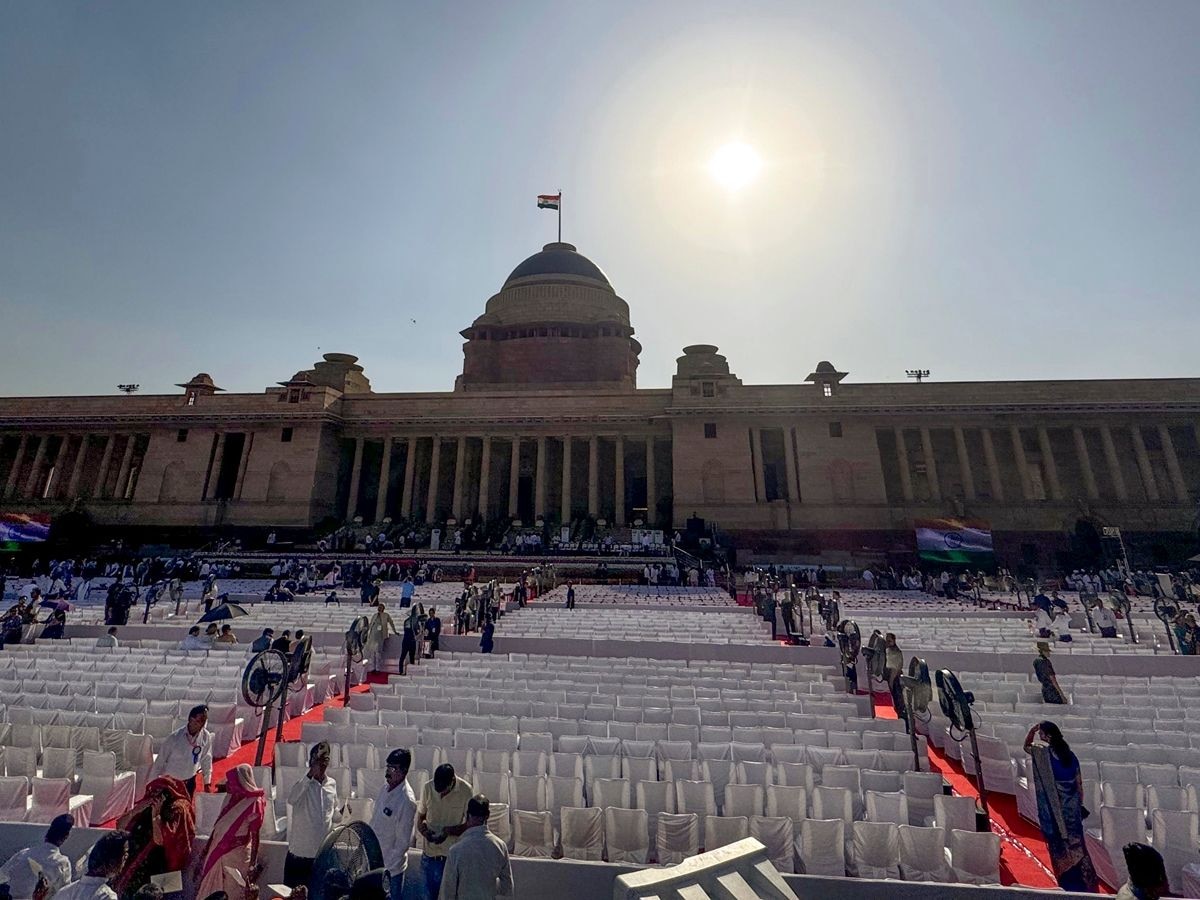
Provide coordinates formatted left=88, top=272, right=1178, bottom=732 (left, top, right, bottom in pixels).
left=234, top=433, right=254, bottom=499
left=399, top=438, right=418, bottom=518
left=22, top=436, right=48, bottom=498
left=614, top=435, right=626, bottom=526
left=375, top=436, right=394, bottom=522
left=451, top=437, right=467, bottom=520
left=894, top=427, right=914, bottom=502
left=980, top=428, right=1004, bottom=501
left=1130, top=425, right=1159, bottom=502
left=587, top=436, right=599, bottom=517
left=67, top=435, right=90, bottom=498
left=953, top=427, right=976, bottom=500
left=508, top=438, right=521, bottom=519
left=93, top=435, right=115, bottom=499
left=560, top=436, right=572, bottom=523
left=646, top=438, right=656, bottom=526
left=1010, top=426, right=1033, bottom=500
left=47, top=437, right=70, bottom=499
left=920, top=427, right=941, bottom=502
left=1099, top=426, right=1128, bottom=501
left=114, top=436, right=137, bottom=501
left=345, top=437, right=365, bottom=518
left=751, top=428, right=766, bottom=501
left=533, top=436, right=547, bottom=520
left=478, top=436, right=492, bottom=520
left=784, top=427, right=801, bottom=502
left=425, top=436, right=441, bottom=524
left=1072, top=426, right=1099, bottom=500
left=204, top=433, right=226, bottom=501
left=1158, top=425, right=1188, bottom=502
left=1036, top=427, right=1062, bottom=500
left=4, top=434, right=28, bottom=499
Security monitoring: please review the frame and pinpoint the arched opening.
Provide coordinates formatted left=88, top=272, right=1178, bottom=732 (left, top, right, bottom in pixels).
left=267, top=461, right=292, bottom=502
left=157, top=462, right=188, bottom=503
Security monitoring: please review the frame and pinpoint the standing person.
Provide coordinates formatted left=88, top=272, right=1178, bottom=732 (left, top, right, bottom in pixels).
left=196, top=765, right=266, bottom=899
left=425, top=607, right=442, bottom=658
left=400, top=576, right=415, bottom=609
left=114, top=778, right=196, bottom=900
left=479, top=617, right=495, bottom=654
left=565, top=583, right=575, bottom=610
left=54, top=832, right=129, bottom=900
left=365, top=602, right=396, bottom=672
left=148, top=705, right=212, bottom=796
left=0, top=814, right=74, bottom=898
left=370, top=749, right=417, bottom=900
left=284, top=742, right=339, bottom=888
left=1034, top=642, right=1068, bottom=704
left=415, top=764, right=473, bottom=900
left=1024, top=722, right=1096, bottom=892
left=439, top=794, right=514, bottom=900
left=398, top=608, right=418, bottom=676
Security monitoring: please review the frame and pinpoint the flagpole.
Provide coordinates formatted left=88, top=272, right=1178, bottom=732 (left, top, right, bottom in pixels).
left=558, top=189, right=562, bottom=243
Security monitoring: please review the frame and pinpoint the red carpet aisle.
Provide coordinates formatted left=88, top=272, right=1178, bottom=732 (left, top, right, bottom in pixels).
left=871, top=692, right=1057, bottom=889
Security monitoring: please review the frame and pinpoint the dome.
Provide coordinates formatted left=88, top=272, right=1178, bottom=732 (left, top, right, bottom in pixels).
left=503, top=242, right=612, bottom=290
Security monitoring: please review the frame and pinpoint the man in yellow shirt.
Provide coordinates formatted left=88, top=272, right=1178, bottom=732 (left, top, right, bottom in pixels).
left=416, top=763, right=473, bottom=900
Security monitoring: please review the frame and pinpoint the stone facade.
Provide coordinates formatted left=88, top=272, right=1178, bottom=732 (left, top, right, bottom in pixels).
left=1, top=243, right=1198, bottom=559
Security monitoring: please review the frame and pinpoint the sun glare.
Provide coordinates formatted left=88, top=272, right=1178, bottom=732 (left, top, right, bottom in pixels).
left=707, top=141, right=763, bottom=192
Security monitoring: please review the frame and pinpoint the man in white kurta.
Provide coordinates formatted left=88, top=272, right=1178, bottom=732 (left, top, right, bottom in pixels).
left=370, top=748, right=417, bottom=900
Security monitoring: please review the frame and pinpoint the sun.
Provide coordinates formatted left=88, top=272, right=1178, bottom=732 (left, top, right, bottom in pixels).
left=707, top=141, right=763, bottom=192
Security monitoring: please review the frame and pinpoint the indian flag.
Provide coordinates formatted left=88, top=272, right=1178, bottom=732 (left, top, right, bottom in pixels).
left=537, top=193, right=560, bottom=210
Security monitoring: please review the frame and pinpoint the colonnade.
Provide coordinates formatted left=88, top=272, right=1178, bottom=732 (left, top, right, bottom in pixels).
left=1, top=432, right=139, bottom=502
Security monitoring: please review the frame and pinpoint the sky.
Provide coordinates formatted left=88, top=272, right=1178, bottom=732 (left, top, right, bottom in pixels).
left=2, top=1, right=1198, bottom=397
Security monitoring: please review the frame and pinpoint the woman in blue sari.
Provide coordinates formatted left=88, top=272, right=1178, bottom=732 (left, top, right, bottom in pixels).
left=1024, top=721, right=1096, bottom=892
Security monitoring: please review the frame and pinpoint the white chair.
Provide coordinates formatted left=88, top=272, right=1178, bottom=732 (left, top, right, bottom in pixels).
left=4, top=746, right=37, bottom=779
left=898, top=824, right=951, bottom=882
left=656, top=812, right=699, bottom=865
left=560, top=806, right=605, bottom=860
left=344, top=797, right=374, bottom=824
left=1150, top=809, right=1199, bottom=895
left=705, top=814, right=749, bottom=851
left=636, top=780, right=675, bottom=848
left=948, top=828, right=1001, bottom=884
left=903, top=771, right=944, bottom=826
left=475, top=749, right=511, bottom=775
left=723, top=783, right=764, bottom=818
left=194, top=789, right=226, bottom=836
left=591, top=778, right=631, bottom=810
left=675, top=780, right=716, bottom=817
left=1146, top=784, right=1188, bottom=812
left=487, top=801, right=512, bottom=850
left=605, top=806, right=650, bottom=863
left=930, top=794, right=976, bottom=832
left=853, top=821, right=901, bottom=879
left=512, top=750, right=548, bottom=777
left=511, top=809, right=555, bottom=858
left=0, top=776, right=29, bottom=821
left=766, top=784, right=806, bottom=822
left=1099, top=805, right=1148, bottom=888
left=547, top=776, right=583, bottom=829
left=80, top=751, right=136, bottom=825
left=811, top=785, right=854, bottom=830
left=40, top=747, right=77, bottom=783
left=1102, top=781, right=1146, bottom=810
left=775, top=762, right=814, bottom=792
left=550, top=752, right=583, bottom=781
left=473, top=771, right=510, bottom=805
left=508, top=774, right=547, bottom=813
left=798, top=818, right=846, bottom=876
left=750, top=815, right=795, bottom=873
left=27, top=778, right=91, bottom=826
left=865, top=790, right=909, bottom=826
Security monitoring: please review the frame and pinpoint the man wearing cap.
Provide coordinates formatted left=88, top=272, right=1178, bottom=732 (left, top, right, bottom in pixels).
left=284, top=741, right=339, bottom=888
left=0, top=813, right=74, bottom=898
left=416, top=763, right=473, bottom=900
left=439, top=794, right=513, bottom=900
left=250, top=628, right=274, bottom=653
left=148, top=705, right=213, bottom=795
left=370, top=749, right=416, bottom=900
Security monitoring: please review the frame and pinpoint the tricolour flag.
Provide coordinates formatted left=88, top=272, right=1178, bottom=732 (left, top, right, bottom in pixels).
left=537, top=193, right=561, bottom=210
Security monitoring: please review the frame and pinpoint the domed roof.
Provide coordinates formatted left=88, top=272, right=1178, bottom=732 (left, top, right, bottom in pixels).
left=503, top=242, right=611, bottom=290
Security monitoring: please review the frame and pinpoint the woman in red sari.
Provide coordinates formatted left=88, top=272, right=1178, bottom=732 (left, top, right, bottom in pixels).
left=114, top=776, right=197, bottom=899
left=196, top=765, right=267, bottom=898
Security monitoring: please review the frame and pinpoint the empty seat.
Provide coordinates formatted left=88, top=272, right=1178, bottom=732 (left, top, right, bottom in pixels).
left=931, top=794, right=977, bottom=832
left=511, top=810, right=555, bottom=858
left=865, top=790, right=909, bottom=826
left=723, top=783, right=764, bottom=818
left=948, top=829, right=1001, bottom=884
left=750, top=814, right=795, bottom=873
left=675, top=780, right=717, bottom=817
left=590, top=778, right=631, bottom=810
left=560, top=806, right=605, bottom=861
left=657, top=812, right=700, bottom=865
left=798, top=818, right=846, bottom=877
left=605, top=806, right=650, bottom=863
left=852, top=821, right=900, bottom=879
left=898, top=824, right=951, bottom=882
left=704, top=814, right=749, bottom=851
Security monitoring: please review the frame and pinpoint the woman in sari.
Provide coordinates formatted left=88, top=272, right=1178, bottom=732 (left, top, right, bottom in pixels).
left=114, top=776, right=197, bottom=900
left=1024, top=721, right=1096, bottom=892
left=196, top=765, right=266, bottom=899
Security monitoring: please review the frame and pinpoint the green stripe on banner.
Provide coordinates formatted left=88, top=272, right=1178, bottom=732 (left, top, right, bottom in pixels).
left=919, top=549, right=992, bottom=564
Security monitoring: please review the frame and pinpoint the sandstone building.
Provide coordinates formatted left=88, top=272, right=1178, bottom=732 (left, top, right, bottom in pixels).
left=1, top=242, right=1198, bottom=563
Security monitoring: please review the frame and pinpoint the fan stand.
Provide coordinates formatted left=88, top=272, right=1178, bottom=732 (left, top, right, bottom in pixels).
left=965, top=725, right=991, bottom=827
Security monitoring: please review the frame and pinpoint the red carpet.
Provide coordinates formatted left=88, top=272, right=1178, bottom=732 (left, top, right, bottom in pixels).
left=871, top=691, right=1057, bottom=889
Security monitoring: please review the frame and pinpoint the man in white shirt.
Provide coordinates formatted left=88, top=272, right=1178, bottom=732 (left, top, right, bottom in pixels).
left=148, top=705, right=212, bottom=796
left=1092, top=601, right=1119, bottom=638
left=370, top=749, right=417, bottom=900
left=285, top=741, right=339, bottom=888
left=179, top=626, right=210, bottom=651
left=53, top=831, right=127, bottom=900
left=93, top=627, right=118, bottom=649
left=0, top=814, right=75, bottom=898
left=439, top=794, right=513, bottom=899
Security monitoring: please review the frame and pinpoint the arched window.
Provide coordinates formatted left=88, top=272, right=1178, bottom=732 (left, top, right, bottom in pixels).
left=267, top=461, right=292, bottom=502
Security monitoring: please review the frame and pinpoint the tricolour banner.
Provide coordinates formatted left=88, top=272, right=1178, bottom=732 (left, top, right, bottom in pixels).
left=0, top=512, right=51, bottom=544
left=915, top=518, right=993, bottom=565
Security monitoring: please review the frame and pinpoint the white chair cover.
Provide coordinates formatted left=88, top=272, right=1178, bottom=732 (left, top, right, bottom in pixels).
left=561, top=806, right=605, bottom=860
left=656, top=812, right=699, bottom=865
left=750, top=815, right=795, bottom=873
left=898, top=824, right=951, bottom=882
left=948, top=828, right=1001, bottom=885
left=798, top=818, right=846, bottom=877
left=853, top=821, right=900, bottom=879
left=605, top=806, right=650, bottom=864
left=511, top=809, right=555, bottom=858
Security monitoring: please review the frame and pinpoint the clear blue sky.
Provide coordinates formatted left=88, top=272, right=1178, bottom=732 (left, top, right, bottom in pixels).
left=2, top=1, right=1198, bottom=396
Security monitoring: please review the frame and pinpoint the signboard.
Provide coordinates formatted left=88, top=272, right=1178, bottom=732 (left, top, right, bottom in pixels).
left=915, top=518, right=994, bottom=565
left=630, top=528, right=664, bottom=546
left=1102, top=526, right=1122, bottom=538
left=0, top=512, right=50, bottom=546
left=429, top=529, right=441, bottom=552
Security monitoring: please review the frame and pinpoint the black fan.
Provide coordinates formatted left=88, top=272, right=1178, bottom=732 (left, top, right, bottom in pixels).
left=1153, top=599, right=1179, bottom=653
left=310, top=822, right=384, bottom=900
left=342, top=615, right=370, bottom=706
left=1106, top=591, right=1138, bottom=644
left=900, top=657, right=933, bottom=771
left=241, top=649, right=289, bottom=766
left=936, top=667, right=990, bottom=822
left=863, top=630, right=887, bottom=681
